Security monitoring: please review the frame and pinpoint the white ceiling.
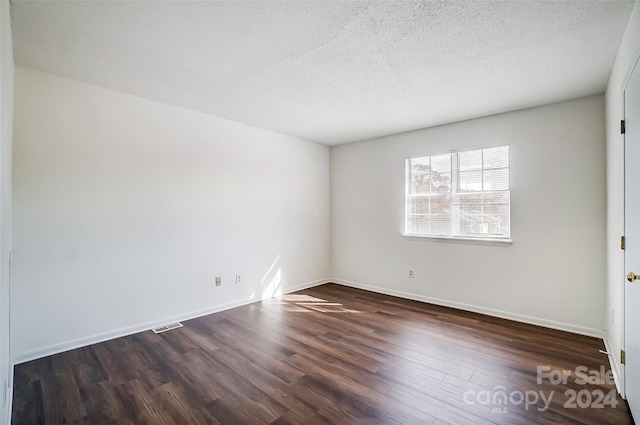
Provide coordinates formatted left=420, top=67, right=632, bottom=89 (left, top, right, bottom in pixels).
left=11, top=0, right=635, bottom=146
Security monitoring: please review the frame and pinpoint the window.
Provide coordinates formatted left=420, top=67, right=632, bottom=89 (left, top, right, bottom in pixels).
left=405, top=145, right=510, bottom=241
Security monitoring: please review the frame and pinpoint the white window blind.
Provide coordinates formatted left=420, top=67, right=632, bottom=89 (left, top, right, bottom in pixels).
left=405, top=145, right=510, bottom=241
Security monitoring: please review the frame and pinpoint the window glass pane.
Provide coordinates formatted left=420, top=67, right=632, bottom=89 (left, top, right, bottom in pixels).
left=457, top=192, right=510, bottom=238
left=406, top=195, right=423, bottom=234
left=405, top=145, right=510, bottom=240
left=483, top=146, right=509, bottom=169
left=483, top=168, right=509, bottom=191
left=431, top=154, right=451, bottom=174
left=430, top=154, right=452, bottom=192
left=410, top=155, right=451, bottom=194
left=427, top=194, right=451, bottom=236
left=409, top=195, right=429, bottom=215
left=459, top=149, right=482, bottom=171
left=457, top=193, right=484, bottom=235
left=406, top=194, right=451, bottom=235
left=459, top=170, right=482, bottom=192
left=431, top=172, right=451, bottom=192
left=410, top=157, right=431, bottom=194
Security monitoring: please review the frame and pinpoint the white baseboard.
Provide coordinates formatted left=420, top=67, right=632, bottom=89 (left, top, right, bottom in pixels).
left=603, top=335, right=624, bottom=396
left=1, top=359, right=12, bottom=425
left=282, top=278, right=329, bottom=294
left=13, top=278, right=330, bottom=365
left=12, top=276, right=606, bottom=365
left=5, top=364, right=13, bottom=425
left=331, top=278, right=605, bottom=338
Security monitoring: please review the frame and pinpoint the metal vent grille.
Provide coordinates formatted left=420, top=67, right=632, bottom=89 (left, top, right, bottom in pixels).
left=152, top=322, right=183, bottom=334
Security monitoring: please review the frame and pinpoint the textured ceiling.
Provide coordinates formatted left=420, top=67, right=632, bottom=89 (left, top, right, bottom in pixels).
left=11, top=1, right=636, bottom=145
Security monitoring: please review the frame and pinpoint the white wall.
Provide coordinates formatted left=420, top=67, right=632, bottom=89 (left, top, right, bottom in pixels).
left=11, top=67, right=331, bottom=361
left=605, top=2, right=640, bottom=392
left=0, top=1, right=13, bottom=423
left=332, top=95, right=606, bottom=335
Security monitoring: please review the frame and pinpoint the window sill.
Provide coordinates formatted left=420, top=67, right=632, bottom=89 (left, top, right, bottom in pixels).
left=402, top=234, right=512, bottom=246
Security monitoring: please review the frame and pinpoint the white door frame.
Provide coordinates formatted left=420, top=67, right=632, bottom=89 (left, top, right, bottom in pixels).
left=622, top=47, right=640, bottom=401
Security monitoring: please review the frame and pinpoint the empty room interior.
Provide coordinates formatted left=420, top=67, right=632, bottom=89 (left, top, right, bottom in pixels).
left=2, top=0, right=640, bottom=424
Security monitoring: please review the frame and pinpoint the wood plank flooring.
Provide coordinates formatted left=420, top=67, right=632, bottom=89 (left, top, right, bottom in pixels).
left=11, top=283, right=634, bottom=424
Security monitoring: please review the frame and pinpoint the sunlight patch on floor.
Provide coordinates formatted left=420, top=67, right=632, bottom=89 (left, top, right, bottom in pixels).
left=266, top=293, right=365, bottom=313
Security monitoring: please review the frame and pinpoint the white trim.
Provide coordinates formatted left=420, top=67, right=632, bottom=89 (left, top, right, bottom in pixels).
left=405, top=146, right=511, bottom=243
left=405, top=142, right=510, bottom=160
left=604, top=335, right=624, bottom=397
left=12, top=276, right=605, bottom=363
left=13, top=278, right=330, bottom=364
left=282, top=278, right=329, bottom=294
left=403, top=234, right=512, bottom=246
left=5, top=363, right=12, bottom=425
left=622, top=40, right=640, bottom=93
left=331, top=278, right=605, bottom=338
left=621, top=38, right=640, bottom=404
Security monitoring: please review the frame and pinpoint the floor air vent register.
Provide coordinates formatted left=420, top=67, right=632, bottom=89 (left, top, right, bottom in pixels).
left=151, top=322, right=183, bottom=334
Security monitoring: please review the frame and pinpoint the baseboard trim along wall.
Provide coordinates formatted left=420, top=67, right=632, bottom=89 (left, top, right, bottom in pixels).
left=15, top=277, right=608, bottom=366
left=603, top=335, right=624, bottom=396
left=13, top=278, right=331, bottom=365
left=5, top=366, right=13, bottom=425
left=331, top=278, right=606, bottom=339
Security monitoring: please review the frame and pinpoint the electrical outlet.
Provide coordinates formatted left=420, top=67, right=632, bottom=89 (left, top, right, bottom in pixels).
left=215, top=277, right=221, bottom=286
left=236, top=275, right=241, bottom=284
left=408, top=269, right=415, bottom=278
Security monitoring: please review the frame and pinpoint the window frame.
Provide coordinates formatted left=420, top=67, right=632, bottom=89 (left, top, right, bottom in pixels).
left=403, top=144, right=512, bottom=245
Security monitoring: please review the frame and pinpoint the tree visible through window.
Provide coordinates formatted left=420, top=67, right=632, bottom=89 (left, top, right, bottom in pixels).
left=405, top=145, right=510, bottom=241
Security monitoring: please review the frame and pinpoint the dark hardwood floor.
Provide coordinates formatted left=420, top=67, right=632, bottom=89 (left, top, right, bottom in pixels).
left=11, top=283, right=634, bottom=424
